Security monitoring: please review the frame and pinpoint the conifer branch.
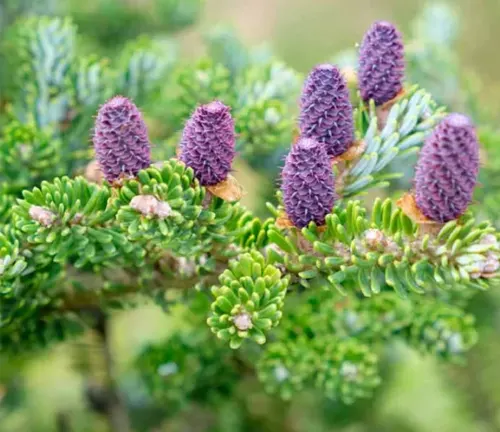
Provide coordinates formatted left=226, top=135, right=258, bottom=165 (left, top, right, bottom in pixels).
left=1, top=12, right=499, bottom=412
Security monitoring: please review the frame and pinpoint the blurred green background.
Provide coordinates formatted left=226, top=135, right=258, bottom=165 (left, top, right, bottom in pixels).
left=1, top=0, right=500, bottom=431
left=201, top=0, right=497, bottom=80
left=197, top=0, right=500, bottom=119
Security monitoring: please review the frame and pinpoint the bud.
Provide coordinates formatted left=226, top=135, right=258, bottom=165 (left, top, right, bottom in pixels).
left=130, top=195, right=172, bottom=219
left=415, top=114, right=479, bottom=222
left=281, top=138, right=336, bottom=228
left=93, top=96, right=151, bottom=182
left=29, top=205, right=56, bottom=227
left=179, top=101, right=235, bottom=186
left=233, top=311, right=253, bottom=331
left=364, top=229, right=384, bottom=249
left=358, top=21, right=405, bottom=106
left=299, top=64, right=354, bottom=157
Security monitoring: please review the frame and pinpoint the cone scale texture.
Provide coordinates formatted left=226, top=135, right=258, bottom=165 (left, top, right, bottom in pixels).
left=93, top=96, right=151, bottom=182
left=415, top=113, right=479, bottom=223
left=299, top=64, right=354, bottom=157
left=179, top=101, right=235, bottom=186
left=358, top=21, right=405, bottom=106
left=281, top=138, right=336, bottom=228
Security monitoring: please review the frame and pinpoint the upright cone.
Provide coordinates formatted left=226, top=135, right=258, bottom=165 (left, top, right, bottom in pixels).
left=358, top=21, right=405, bottom=106
left=415, top=113, right=479, bottom=223
left=281, top=137, right=336, bottom=228
left=93, top=96, right=151, bottom=182
left=179, top=101, right=235, bottom=186
left=299, top=64, right=354, bottom=157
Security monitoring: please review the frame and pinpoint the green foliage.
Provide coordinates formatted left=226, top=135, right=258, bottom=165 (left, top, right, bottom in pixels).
left=257, top=339, right=315, bottom=400
left=205, top=26, right=251, bottom=78
left=136, top=328, right=237, bottom=411
left=6, top=17, right=76, bottom=127
left=114, top=162, right=206, bottom=250
left=1, top=309, right=83, bottom=352
left=1, top=5, right=500, bottom=430
left=208, top=251, right=289, bottom=349
left=406, top=4, right=461, bottom=108
left=2, top=15, right=178, bottom=176
left=169, top=58, right=233, bottom=129
left=235, top=98, right=292, bottom=158
left=67, top=0, right=150, bottom=47
left=0, top=220, right=75, bottom=351
left=236, top=214, right=273, bottom=249
left=0, top=189, right=16, bottom=223
left=268, top=199, right=499, bottom=296
left=0, top=0, right=57, bottom=34
left=67, top=0, right=203, bottom=48
left=256, top=337, right=381, bottom=405
left=0, top=121, right=63, bottom=193
left=319, top=292, right=413, bottom=342
left=14, top=176, right=141, bottom=268
left=116, top=37, right=177, bottom=106
left=409, top=300, right=478, bottom=363
left=234, top=61, right=300, bottom=159
left=202, top=27, right=300, bottom=163
left=476, top=128, right=500, bottom=226
left=153, top=0, right=203, bottom=32
left=236, top=61, right=301, bottom=106
left=314, top=338, right=381, bottom=404
left=342, top=87, right=446, bottom=197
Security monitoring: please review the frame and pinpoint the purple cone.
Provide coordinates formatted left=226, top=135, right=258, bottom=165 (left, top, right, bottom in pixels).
left=179, top=101, right=235, bottom=186
left=93, top=96, right=151, bottom=182
left=358, top=21, right=405, bottom=106
left=299, top=64, right=354, bottom=157
left=281, top=138, right=336, bottom=228
left=415, top=114, right=479, bottom=223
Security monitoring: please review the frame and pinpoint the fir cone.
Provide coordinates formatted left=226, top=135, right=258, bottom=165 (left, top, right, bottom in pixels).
left=93, top=96, right=151, bottom=182
left=299, top=64, right=354, bottom=157
left=179, top=101, right=235, bottom=186
left=415, top=113, right=479, bottom=223
left=281, top=138, right=336, bottom=228
left=358, top=21, right=405, bottom=106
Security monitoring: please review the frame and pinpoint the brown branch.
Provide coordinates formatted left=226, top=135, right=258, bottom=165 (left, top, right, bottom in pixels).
left=92, top=309, right=131, bottom=432
left=56, top=412, right=72, bottom=432
left=57, top=260, right=227, bottom=313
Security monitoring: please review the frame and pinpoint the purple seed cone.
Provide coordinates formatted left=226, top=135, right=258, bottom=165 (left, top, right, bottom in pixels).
left=93, top=96, right=151, bottom=182
left=358, top=21, right=405, bottom=106
left=415, top=113, right=479, bottom=223
left=281, top=138, right=336, bottom=228
left=179, top=101, right=235, bottom=186
left=299, top=64, right=354, bottom=157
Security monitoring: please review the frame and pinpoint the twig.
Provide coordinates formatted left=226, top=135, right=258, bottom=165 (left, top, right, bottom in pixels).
left=93, top=309, right=131, bottom=432
left=56, top=412, right=72, bottom=432
left=57, top=262, right=227, bottom=313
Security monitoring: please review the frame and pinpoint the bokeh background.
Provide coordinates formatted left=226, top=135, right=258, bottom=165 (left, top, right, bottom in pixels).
left=1, top=0, right=500, bottom=431
left=193, top=0, right=500, bottom=121
left=202, top=0, right=498, bottom=82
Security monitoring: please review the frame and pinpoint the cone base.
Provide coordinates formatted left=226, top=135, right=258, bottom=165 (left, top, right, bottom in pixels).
left=331, top=140, right=366, bottom=196
left=332, top=140, right=366, bottom=165
left=206, top=174, right=245, bottom=202
left=275, top=213, right=295, bottom=229
left=376, top=88, right=406, bottom=130
left=275, top=211, right=327, bottom=232
left=396, top=192, right=444, bottom=236
left=84, top=160, right=104, bottom=184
